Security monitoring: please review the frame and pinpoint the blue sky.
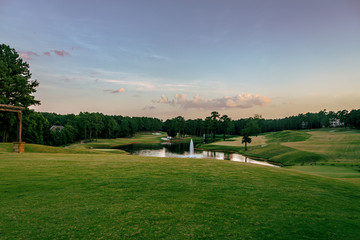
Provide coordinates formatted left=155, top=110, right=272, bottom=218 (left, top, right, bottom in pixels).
left=1, top=0, right=359, bottom=119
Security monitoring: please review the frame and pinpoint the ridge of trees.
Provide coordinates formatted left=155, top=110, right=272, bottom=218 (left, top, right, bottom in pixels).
left=2, top=108, right=358, bottom=146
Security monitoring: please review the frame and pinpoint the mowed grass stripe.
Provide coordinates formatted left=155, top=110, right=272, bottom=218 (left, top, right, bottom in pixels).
left=1, top=153, right=360, bottom=239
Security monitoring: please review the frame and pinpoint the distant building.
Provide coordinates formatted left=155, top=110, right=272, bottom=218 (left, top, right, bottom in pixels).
left=50, top=125, right=64, bottom=131
left=300, top=121, right=308, bottom=129
left=329, top=118, right=344, bottom=128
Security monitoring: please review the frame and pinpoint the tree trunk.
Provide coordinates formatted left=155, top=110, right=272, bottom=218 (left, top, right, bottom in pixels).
left=245, top=141, right=248, bottom=151
left=3, top=124, right=6, bottom=143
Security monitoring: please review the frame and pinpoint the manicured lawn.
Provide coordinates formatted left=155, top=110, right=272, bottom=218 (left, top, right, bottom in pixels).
left=288, top=165, right=360, bottom=180
left=197, top=129, right=360, bottom=183
left=282, top=129, right=360, bottom=164
left=67, top=132, right=167, bottom=151
left=1, top=152, right=360, bottom=239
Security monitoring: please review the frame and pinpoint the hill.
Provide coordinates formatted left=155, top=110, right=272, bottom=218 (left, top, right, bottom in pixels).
left=1, top=152, right=359, bottom=239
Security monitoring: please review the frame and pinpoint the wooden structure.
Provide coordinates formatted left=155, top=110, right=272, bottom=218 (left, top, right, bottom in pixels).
left=0, top=104, right=25, bottom=153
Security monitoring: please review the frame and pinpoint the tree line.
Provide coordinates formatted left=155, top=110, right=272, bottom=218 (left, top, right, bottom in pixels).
left=3, top=108, right=358, bottom=146
left=1, top=111, right=163, bottom=146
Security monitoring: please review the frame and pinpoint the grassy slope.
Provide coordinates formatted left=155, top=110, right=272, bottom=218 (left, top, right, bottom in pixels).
left=1, top=152, right=360, bottom=239
left=282, top=129, right=360, bottom=164
left=198, top=129, right=360, bottom=182
left=67, top=132, right=167, bottom=151
left=0, top=143, right=105, bottom=154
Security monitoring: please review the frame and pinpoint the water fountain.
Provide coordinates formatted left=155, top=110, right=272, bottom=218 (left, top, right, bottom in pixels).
left=189, top=139, right=194, bottom=157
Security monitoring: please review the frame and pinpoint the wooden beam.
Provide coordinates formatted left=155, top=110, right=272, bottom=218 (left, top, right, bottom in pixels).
left=0, top=104, right=25, bottom=143
left=0, top=108, right=21, bottom=113
left=0, top=104, right=25, bottom=110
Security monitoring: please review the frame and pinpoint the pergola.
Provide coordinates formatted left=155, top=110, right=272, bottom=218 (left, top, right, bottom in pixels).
left=0, top=104, right=25, bottom=152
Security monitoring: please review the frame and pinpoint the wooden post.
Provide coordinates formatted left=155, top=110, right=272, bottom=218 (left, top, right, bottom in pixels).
left=18, top=111, right=22, bottom=142
left=0, top=104, right=25, bottom=153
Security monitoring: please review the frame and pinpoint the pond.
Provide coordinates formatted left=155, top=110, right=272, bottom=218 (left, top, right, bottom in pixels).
left=116, top=142, right=278, bottom=167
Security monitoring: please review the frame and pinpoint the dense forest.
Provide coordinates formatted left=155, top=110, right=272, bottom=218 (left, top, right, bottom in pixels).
left=1, top=108, right=359, bottom=146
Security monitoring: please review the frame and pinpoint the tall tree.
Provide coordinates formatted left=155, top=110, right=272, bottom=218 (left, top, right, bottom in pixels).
left=242, top=115, right=261, bottom=151
left=0, top=44, right=40, bottom=142
left=210, top=111, right=220, bottom=141
left=220, top=114, right=231, bottom=141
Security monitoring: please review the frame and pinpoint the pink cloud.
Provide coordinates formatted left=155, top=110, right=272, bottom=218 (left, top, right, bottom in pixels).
left=17, top=51, right=39, bottom=61
left=51, top=50, right=71, bottom=57
left=44, top=51, right=51, bottom=56
left=153, top=93, right=271, bottom=109
left=104, top=88, right=125, bottom=94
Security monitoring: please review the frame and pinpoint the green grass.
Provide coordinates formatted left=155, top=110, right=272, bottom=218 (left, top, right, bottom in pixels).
left=0, top=143, right=107, bottom=154
left=68, top=132, right=166, bottom=150
left=1, top=152, right=360, bottom=239
left=266, top=130, right=311, bottom=143
left=288, top=165, right=360, bottom=178
left=200, top=128, right=360, bottom=166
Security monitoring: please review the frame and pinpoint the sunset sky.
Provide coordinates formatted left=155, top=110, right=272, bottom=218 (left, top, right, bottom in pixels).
left=1, top=0, right=359, bottom=119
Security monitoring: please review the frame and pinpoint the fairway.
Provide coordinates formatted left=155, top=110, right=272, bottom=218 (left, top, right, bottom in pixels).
left=1, top=152, right=360, bottom=239
left=282, top=130, right=360, bottom=164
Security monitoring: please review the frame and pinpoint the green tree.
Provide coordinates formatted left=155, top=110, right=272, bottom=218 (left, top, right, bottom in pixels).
left=242, top=115, right=261, bottom=151
left=176, top=116, right=185, bottom=137
left=164, top=119, right=177, bottom=138
left=220, top=114, right=231, bottom=141
left=0, top=44, right=40, bottom=142
left=210, top=111, right=220, bottom=141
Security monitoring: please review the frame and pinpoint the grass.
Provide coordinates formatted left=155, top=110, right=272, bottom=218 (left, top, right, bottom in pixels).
left=0, top=143, right=105, bottom=154
left=1, top=152, right=360, bottom=239
left=282, top=129, right=360, bottom=164
left=197, top=129, right=360, bottom=182
left=67, top=132, right=167, bottom=152
left=266, top=130, right=311, bottom=143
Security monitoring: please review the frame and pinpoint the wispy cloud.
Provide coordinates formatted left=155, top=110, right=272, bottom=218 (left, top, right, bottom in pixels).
left=153, top=93, right=271, bottom=109
left=17, top=51, right=39, bottom=60
left=52, top=49, right=71, bottom=57
left=18, top=48, right=73, bottom=59
left=104, top=79, right=155, bottom=90
left=142, top=105, right=156, bottom=110
left=151, top=54, right=170, bottom=61
left=104, top=88, right=125, bottom=94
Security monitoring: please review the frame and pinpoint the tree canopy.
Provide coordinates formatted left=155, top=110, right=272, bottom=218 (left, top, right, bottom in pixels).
left=0, top=43, right=40, bottom=107
left=0, top=43, right=40, bottom=142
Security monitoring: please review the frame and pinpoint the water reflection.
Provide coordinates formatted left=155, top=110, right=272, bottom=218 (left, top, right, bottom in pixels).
left=117, top=143, right=277, bottom=167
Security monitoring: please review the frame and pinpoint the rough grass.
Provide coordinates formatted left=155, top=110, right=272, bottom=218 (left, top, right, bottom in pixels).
left=1, top=152, right=360, bottom=239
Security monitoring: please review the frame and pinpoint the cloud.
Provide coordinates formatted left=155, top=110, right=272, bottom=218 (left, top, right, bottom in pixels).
left=18, top=51, right=39, bottom=60
left=153, top=93, right=271, bottom=109
left=104, top=88, right=125, bottom=94
left=43, top=51, right=51, bottom=56
left=52, top=50, right=71, bottom=57
left=152, top=94, right=172, bottom=104
left=151, top=54, right=170, bottom=61
left=142, top=105, right=156, bottom=110
left=104, top=79, right=155, bottom=90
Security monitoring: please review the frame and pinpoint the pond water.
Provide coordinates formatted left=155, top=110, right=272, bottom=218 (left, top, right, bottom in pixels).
left=117, top=142, right=277, bottom=167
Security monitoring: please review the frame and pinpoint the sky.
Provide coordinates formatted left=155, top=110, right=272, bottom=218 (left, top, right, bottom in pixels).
left=1, top=0, right=359, bottom=120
